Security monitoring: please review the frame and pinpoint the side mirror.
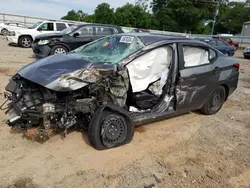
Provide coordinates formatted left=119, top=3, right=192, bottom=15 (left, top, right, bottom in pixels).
left=73, top=32, right=80, bottom=37
left=37, top=27, right=42, bottom=31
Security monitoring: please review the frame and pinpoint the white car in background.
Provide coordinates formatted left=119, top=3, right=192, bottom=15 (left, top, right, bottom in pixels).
left=7, top=21, right=74, bottom=48
left=0, top=22, right=28, bottom=36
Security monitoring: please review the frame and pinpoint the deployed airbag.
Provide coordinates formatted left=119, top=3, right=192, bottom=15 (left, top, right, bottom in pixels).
left=126, top=46, right=172, bottom=93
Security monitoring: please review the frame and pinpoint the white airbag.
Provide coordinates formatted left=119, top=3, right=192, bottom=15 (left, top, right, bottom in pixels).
left=126, top=46, right=172, bottom=93
left=183, top=46, right=209, bottom=67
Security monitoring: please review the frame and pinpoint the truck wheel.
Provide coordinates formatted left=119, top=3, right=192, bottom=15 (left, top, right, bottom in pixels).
left=88, top=109, right=134, bottom=150
left=1, top=28, right=8, bottom=36
left=19, top=36, right=32, bottom=48
left=51, top=45, right=68, bottom=55
left=200, top=86, right=226, bottom=115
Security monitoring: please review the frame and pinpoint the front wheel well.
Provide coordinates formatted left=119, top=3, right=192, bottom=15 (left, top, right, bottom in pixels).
left=221, top=84, right=229, bottom=101
left=18, top=35, right=33, bottom=42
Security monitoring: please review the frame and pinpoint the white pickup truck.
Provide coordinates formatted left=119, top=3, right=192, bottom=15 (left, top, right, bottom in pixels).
left=7, top=21, right=74, bottom=48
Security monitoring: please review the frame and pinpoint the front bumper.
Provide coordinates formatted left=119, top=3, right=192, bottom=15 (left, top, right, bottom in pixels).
left=243, top=52, right=250, bottom=57
left=6, top=36, right=18, bottom=44
left=32, top=43, right=52, bottom=58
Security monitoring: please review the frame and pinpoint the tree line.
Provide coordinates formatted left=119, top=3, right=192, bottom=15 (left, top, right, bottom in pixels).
left=61, top=0, right=250, bottom=35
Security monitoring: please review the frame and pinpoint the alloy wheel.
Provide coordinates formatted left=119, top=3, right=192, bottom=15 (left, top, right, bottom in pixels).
left=54, top=47, right=67, bottom=54
left=21, top=38, right=31, bottom=47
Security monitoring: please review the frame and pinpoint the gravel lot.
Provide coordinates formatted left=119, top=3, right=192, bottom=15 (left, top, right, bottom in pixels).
left=0, top=36, right=250, bottom=188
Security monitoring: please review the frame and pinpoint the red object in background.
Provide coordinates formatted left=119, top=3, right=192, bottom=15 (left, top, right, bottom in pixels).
left=213, top=36, right=239, bottom=48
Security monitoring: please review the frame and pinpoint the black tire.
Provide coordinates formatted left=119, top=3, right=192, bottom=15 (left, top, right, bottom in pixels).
left=200, top=86, right=226, bottom=115
left=88, top=108, right=134, bottom=150
left=18, top=36, right=32, bottom=48
left=51, top=45, right=68, bottom=55
left=1, top=28, right=9, bottom=36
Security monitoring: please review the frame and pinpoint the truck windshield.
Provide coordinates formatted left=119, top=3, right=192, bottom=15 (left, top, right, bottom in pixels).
left=70, top=35, right=145, bottom=64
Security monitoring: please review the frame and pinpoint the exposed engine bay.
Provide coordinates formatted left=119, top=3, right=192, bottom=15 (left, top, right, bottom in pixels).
left=2, top=66, right=130, bottom=141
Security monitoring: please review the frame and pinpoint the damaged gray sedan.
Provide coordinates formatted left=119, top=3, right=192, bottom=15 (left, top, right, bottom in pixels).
left=1, top=33, right=240, bottom=150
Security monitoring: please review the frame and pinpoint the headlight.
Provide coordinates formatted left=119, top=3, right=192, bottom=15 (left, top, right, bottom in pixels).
left=38, top=40, right=50, bottom=45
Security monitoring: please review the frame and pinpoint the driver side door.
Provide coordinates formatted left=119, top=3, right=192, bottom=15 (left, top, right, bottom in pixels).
left=37, top=22, right=56, bottom=34
left=66, top=26, right=94, bottom=50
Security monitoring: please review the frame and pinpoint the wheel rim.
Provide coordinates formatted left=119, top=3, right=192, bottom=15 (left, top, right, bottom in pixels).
left=54, top=47, right=67, bottom=54
left=208, top=90, right=223, bottom=112
left=21, top=38, right=31, bottom=47
left=101, top=115, right=127, bottom=148
left=2, top=30, right=8, bottom=35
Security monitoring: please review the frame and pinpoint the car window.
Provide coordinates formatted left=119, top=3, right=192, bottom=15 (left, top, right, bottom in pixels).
left=56, top=23, right=67, bottom=31
left=208, top=40, right=217, bottom=47
left=38, top=22, right=54, bottom=31
left=209, top=49, right=217, bottom=60
left=17, top=23, right=26, bottom=28
left=9, top=23, right=18, bottom=27
left=183, top=46, right=210, bottom=67
left=95, top=26, right=116, bottom=36
left=223, top=37, right=232, bottom=42
left=76, top=26, right=94, bottom=36
left=217, top=40, right=227, bottom=46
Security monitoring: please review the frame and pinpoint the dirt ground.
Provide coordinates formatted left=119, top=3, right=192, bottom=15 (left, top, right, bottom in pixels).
left=0, top=36, right=249, bottom=188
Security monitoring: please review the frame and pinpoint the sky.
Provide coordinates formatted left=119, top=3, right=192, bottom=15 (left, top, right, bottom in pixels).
left=0, top=0, right=138, bottom=19
left=0, top=0, right=245, bottom=20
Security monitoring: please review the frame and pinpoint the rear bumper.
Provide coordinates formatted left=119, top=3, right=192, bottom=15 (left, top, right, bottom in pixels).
left=32, top=43, right=51, bottom=58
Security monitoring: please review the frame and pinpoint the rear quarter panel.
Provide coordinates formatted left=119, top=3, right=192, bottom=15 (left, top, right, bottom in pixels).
left=214, top=56, right=239, bottom=97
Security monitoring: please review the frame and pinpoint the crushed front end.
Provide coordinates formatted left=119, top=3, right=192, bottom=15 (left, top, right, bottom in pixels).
left=1, top=65, right=129, bottom=141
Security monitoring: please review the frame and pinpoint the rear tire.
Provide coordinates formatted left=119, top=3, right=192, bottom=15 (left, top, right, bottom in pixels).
left=51, top=45, right=68, bottom=55
left=88, top=109, right=134, bottom=150
left=1, top=28, right=8, bottom=36
left=200, top=86, right=226, bottom=115
left=19, top=36, right=32, bottom=48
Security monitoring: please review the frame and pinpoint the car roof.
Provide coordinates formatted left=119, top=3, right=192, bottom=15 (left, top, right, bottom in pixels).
left=116, top=33, right=190, bottom=45
left=74, top=23, right=122, bottom=28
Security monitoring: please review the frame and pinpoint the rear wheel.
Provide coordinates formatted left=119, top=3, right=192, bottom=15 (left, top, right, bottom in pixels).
left=88, top=110, right=134, bottom=150
left=200, top=86, right=226, bottom=115
left=19, top=36, right=32, bottom=48
left=51, top=45, right=68, bottom=55
left=1, top=28, right=8, bottom=36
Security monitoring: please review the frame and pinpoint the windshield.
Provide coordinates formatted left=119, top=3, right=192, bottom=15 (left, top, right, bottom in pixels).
left=60, top=25, right=78, bottom=34
left=70, top=35, right=145, bottom=64
left=28, top=21, right=42, bottom=29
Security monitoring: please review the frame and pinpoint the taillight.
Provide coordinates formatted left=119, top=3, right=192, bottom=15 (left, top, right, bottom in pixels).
left=234, top=63, right=240, bottom=71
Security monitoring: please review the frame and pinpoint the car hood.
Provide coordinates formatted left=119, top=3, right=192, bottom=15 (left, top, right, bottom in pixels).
left=35, top=33, right=64, bottom=40
left=17, top=54, right=117, bottom=91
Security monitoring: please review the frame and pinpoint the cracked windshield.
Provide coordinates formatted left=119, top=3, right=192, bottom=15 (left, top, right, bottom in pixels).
left=70, top=35, right=145, bottom=64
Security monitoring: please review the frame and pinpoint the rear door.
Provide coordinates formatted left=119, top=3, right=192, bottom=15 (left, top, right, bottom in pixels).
left=66, top=25, right=94, bottom=50
left=176, top=43, right=220, bottom=111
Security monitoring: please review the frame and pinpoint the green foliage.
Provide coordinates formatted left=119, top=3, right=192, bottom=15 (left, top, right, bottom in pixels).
left=94, top=3, right=115, bottom=24
left=61, top=0, right=250, bottom=34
